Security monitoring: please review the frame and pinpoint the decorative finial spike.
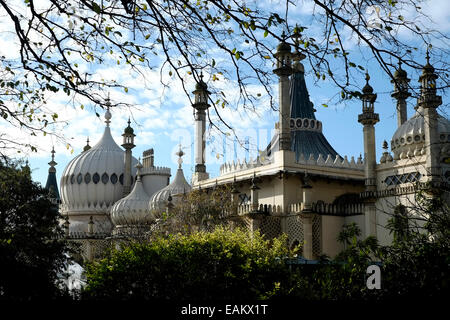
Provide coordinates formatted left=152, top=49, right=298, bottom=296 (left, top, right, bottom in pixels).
left=383, top=140, right=388, bottom=150
left=365, top=71, right=370, bottom=82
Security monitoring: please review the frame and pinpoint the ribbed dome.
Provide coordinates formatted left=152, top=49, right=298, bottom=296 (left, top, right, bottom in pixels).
left=60, top=116, right=138, bottom=214
left=391, top=107, right=450, bottom=159
left=150, top=168, right=191, bottom=211
left=111, top=165, right=153, bottom=227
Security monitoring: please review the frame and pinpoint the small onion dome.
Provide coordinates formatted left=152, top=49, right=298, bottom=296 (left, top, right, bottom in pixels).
left=362, top=72, right=374, bottom=94
left=150, top=145, right=192, bottom=211
left=60, top=108, right=138, bottom=217
left=421, top=50, right=435, bottom=75
left=390, top=107, right=450, bottom=159
left=276, top=31, right=291, bottom=53
left=394, top=64, right=407, bottom=79
left=195, top=72, right=208, bottom=90
left=83, top=137, right=91, bottom=152
left=124, top=118, right=134, bottom=135
left=111, top=163, right=154, bottom=227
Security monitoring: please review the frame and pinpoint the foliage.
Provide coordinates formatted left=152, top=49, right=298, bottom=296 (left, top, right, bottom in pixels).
left=82, top=226, right=294, bottom=300
left=0, top=0, right=448, bottom=152
left=0, top=158, right=71, bottom=300
left=151, top=184, right=245, bottom=236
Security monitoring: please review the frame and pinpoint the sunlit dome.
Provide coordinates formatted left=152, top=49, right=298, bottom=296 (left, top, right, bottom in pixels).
left=111, top=162, right=154, bottom=230
left=60, top=107, right=138, bottom=215
left=391, top=106, right=450, bottom=159
left=150, top=146, right=191, bottom=211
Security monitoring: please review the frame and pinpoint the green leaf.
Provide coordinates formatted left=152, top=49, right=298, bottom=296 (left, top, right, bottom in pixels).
left=264, top=30, right=269, bottom=37
left=92, top=2, right=101, bottom=14
left=322, top=104, right=328, bottom=108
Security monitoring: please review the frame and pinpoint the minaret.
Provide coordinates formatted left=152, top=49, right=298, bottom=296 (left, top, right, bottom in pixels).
left=417, top=51, right=442, bottom=185
left=273, top=32, right=293, bottom=151
left=122, top=117, right=136, bottom=196
left=192, top=72, right=210, bottom=184
left=358, top=72, right=379, bottom=238
left=45, top=147, right=60, bottom=204
left=391, top=60, right=410, bottom=127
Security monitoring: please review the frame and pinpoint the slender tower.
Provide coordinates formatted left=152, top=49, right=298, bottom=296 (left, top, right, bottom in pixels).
left=358, top=72, right=379, bottom=238
left=45, top=147, right=60, bottom=204
left=192, top=73, right=210, bottom=184
left=391, top=60, right=411, bottom=127
left=417, top=51, right=442, bottom=186
left=122, top=118, right=136, bottom=196
left=273, top=32, right=293, bottom=151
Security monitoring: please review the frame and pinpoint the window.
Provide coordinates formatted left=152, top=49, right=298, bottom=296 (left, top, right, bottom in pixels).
left=93, top=173, right=100, bottom=184
left=101, top=173, right=109, bottom=184
left=111, top=173, right=118, bottom=184
left=76, top=173, right=83, bottom=184
left=85, top=173, right=91, bottom=184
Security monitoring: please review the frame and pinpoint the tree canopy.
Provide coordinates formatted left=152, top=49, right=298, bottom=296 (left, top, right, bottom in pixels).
left=0, top=0, right=448, bottom=153
left=0, top=159, right=71, bottom=300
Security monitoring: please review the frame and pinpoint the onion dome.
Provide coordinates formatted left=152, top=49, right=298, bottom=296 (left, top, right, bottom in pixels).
left=390, top=107, right=450, bottom=159
left=111, top=162, right=154, bottom=229
left=60, top=107, right=138, bottom=215
left=150, top=145, right=192, bottom=211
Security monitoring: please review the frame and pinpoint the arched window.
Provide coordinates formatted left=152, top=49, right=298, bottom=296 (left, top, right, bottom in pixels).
left=93, top=173, right=100, bottom=184
left=119, top=174, right=124, bottom=185
left=85, top=173, right=91, bottom=184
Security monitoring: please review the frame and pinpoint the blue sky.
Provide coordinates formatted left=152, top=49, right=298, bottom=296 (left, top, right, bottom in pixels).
left=0, top=0, right=448, bottom=188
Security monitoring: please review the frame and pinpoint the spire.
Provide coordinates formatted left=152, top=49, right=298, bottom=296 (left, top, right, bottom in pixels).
left=104, top=94, right=112, bottom=127
left=45, top=147, right=60, bottom=204
left=291, top=25, right=306, bottom=73
left=135, top=159, right=143, bottom=182
left=288, top=39, right=339, bottom=161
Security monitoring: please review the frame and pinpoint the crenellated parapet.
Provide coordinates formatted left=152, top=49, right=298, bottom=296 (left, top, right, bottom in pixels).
left=296, top=153, right=364, bottom=170
left=140, top=166, right=171, bottom=176
left=220, top=156, right=271, bottom=175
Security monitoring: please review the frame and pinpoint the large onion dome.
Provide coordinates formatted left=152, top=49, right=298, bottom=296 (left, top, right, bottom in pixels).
left=391, top=107, right=450, bottom=159
left=150, top=146, right=191, bottom=211
left=60, top=107, right=138, bottom=215
left=111, top=162, right=154, bottom=233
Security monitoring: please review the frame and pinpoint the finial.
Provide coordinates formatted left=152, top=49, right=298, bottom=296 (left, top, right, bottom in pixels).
left=83, top=137, right=91, bottom=152
left=383, top=140, right=388, bottom=150
left=365, top=71, right=370, bottom=82
left=281, top=30, right=286, bottom=39
left=135, top=158, right=143, bottom=181
left=48, top=146, right=57, bottom=171
left=426, top=47, right=430, bottom=64
left=51, top=146, right=55, bottom=162
left=128, top=117, right=131, bottom=126
left=176, top=144, right=184, bottom=169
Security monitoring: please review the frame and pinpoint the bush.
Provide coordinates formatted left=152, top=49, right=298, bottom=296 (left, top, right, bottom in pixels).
left=82, top=226, right=296, bottom=300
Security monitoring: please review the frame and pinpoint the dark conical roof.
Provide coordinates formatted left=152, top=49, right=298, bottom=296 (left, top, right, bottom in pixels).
left=45, top=171, right=60, bottom=202
left=289, top=69, right=339, bottom=161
